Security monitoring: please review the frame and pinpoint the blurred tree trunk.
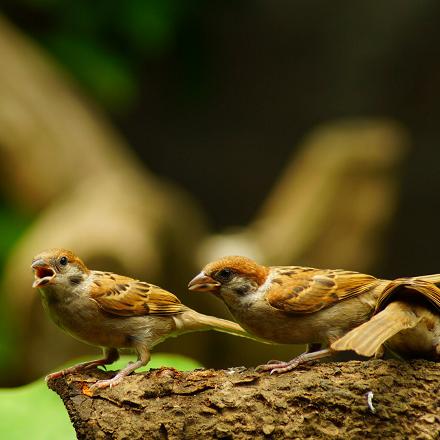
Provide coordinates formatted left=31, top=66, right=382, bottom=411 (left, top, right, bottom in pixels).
left=0, top=14, right=411, bottom=384
left=198, top=119, right=409, bottom=271
left=0, top=15, right=207, bottom=382
left=48, top=360, right=439, bottom=439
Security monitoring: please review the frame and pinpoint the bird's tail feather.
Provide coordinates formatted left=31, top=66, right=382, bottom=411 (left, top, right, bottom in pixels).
left=179, top=308, right=269, bottom=343
left=331, top=301, right=421, bottom=357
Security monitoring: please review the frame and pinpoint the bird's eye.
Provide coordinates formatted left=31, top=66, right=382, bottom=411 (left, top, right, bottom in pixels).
left=216, top=268, right=233, bottom=282
left=59, top=256, right=68, bottom=266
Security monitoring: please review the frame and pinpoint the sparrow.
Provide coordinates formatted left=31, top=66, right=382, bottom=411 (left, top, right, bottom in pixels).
left=188, top=256, right=399, bottom=374
left=31, top=248, right=253, bottom=390
left=331, top=275, right=440, bottom=359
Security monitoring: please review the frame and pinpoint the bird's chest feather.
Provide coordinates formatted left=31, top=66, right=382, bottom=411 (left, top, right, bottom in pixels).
left=39, top=286, right=129, bottom=347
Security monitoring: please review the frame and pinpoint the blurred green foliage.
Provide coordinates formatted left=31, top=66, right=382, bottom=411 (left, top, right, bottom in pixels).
left=0, top=377, right=75, bottom=440
left=0, top=353, right=202, bottom=439
left=0, top=201, right=31, bottom=266
left=2, top=0, right=206, bottom=110
left=0, top=0, right=209, bottom=372
left=0, top=200, right=32, bottom=373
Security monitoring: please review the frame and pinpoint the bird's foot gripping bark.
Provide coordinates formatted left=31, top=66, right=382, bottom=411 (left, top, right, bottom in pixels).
left=88, top=375, right=125, bottom=391
left=256, top=348, right=333, bottom=375
left=88, top=350, right=150, bottom=392
left=45, top=348, right=120, bottom=382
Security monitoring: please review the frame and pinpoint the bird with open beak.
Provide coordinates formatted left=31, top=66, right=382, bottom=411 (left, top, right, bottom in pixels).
left=31, top=248, right=253, bottom=390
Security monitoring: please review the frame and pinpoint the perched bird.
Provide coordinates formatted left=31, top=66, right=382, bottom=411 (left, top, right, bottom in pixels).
left=31, top=249, right=253, bottom=390
left=331, top=276, right=440, bottom=359
left=188, top=256, right=424, bottom=373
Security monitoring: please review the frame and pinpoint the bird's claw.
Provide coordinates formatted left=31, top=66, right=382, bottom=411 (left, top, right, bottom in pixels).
left=255, top=360, right=290, bottom=372
left=46, top=360, right=110, bottom=383
left=269, top=361, right=300, bottom=375
left=256, top=357, right=304, bottom=374
left=89, top=377, right=123, bottom=391
left=45, top=365, right=83, bottom=381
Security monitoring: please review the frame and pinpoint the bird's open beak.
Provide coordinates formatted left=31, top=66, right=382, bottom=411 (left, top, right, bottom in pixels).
left=31, top=259, right=55, bottom=288
left=188, top=272, right=221, bottom=293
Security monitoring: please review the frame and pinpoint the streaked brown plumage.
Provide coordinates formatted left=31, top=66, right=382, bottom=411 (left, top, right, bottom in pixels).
left=32, top=249, right=253, bottom=390
left=331, top=276, right=440, bottom=359
left=189, top=256, right=440, bottom=373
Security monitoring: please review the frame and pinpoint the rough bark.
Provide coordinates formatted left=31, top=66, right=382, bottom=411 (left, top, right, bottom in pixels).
left=48, top=360, right=440, bottom=439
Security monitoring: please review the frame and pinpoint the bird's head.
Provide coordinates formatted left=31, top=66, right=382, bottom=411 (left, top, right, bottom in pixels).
left=188, top=256, right=269, bottom=298
left=31, top=248, right=89, bottom=289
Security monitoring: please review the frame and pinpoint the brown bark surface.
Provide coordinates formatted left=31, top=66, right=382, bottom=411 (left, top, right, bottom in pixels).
left=48, top=359, right=440, bottom=439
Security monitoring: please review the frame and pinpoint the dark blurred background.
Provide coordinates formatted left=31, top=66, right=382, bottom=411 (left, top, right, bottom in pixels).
left=1, top=0, right=440, bottom=386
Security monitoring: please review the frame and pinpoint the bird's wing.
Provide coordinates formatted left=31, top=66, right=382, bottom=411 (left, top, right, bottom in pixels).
left=375, top=276, right=440, bottom=312
left=331, top=301, right=422, bottom=357
left=266, top=266, right=380, bottom=314
left=89, top=271, right=186, bottom=316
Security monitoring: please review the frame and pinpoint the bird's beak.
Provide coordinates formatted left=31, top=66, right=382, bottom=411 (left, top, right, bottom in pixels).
left=31, top=259, right=55, bottom=288
left=188, top=272, right=221, bottom=293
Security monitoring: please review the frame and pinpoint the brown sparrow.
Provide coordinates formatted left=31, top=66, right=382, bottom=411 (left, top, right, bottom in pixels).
left=331, top=275, right=440, bottom=359
left=32, top=249, right=253, bottom=390
left=189, top=256, right=395, bottom=373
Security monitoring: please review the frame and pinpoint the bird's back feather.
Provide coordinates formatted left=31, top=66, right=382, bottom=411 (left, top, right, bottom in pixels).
left=89, top=271, right=186, bottom=316
left=266, top=267, right=382, bottom=314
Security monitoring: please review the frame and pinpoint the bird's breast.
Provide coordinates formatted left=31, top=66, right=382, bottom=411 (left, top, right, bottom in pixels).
left=40, top=287, right=171, bottom=349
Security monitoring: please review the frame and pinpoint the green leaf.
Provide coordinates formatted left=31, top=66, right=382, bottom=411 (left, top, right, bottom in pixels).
left=0, top=353, right=202, bottom=439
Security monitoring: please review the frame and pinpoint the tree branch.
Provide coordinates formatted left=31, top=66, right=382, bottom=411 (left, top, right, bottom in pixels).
left=48, top=360, right=439, bottom=439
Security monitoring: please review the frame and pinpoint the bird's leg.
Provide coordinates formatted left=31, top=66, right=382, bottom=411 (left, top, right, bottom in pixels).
left=256, top=348, right=333, bottom=375
left=263, top=343, right=323, bottom=365
left=90, top=345, right=151, bottom=390
left=45, top=348, right=119, bottom=381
